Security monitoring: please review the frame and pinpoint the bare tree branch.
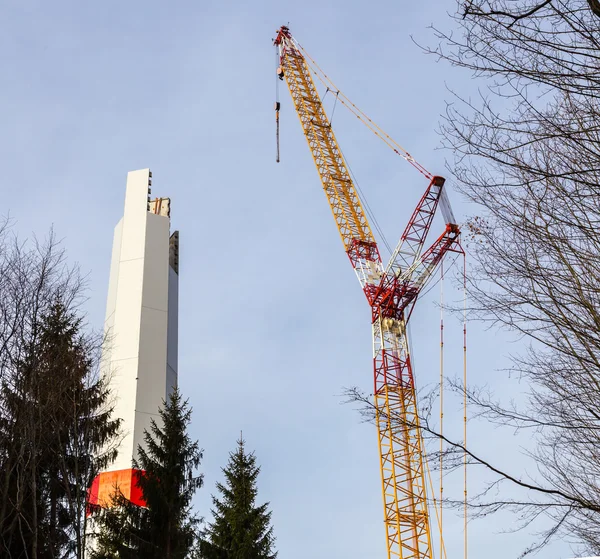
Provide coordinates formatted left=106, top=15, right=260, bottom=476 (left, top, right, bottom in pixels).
left=464, top=0, right=554, bottom=25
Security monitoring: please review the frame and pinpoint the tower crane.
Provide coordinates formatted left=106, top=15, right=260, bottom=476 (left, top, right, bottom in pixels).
left=274, top=25, right=463, bottom=559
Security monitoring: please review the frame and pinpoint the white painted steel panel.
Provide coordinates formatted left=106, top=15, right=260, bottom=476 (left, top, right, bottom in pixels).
left=119, top=169, right=149, bottom=262
left=104, top=219, right=123, bottom=325
left=109, top=358, right=139, bottom=470
left=112, top=258, right=144, bottom=361
left=142, top=213, right=169, bottom=312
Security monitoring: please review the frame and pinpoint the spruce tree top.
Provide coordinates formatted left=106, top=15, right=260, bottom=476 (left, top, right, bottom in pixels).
left=200, top=436, right=277, bottom=559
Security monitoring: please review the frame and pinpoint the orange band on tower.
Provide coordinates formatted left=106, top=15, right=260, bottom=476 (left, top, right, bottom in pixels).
left=87, top=468, right=146, bottom=515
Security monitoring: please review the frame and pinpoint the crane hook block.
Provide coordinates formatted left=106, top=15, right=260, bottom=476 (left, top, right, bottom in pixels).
left=275, top=101, right=281, bottom=111
left=277, top=66, right=285, bottom=80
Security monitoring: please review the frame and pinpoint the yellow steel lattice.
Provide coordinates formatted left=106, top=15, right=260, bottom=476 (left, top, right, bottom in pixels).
left=374, top=319, right=432, bottom=559
left=280, top=49, right=375, bottom=252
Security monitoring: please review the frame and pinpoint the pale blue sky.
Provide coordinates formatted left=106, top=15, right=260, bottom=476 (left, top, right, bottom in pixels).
left=0, top=1, right=576, bottom=557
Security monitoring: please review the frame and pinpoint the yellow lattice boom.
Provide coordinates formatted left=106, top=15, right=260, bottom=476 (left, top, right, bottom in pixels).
left=275, top=33, right=375, bottom=253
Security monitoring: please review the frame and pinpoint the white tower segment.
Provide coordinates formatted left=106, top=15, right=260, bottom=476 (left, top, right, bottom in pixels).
left=88, top=168, right=179, bottom=507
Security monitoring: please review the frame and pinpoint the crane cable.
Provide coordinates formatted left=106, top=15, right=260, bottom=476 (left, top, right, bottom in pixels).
left=463, top=249, right=468, bottom=559
left=293, top=40, right=433, bottom=180
left=425, top=456, right=447, bottom=559
left=407, top=318, right=448, bottom=559
left=322, top=87, right=340, bottom=126
left=439, top=260, right=444, bottom=557
left=279, top=35, right=459, bottom=258
left=275, top=49, right=281, bottom=163
left=336, top=142, right=394, bottom=256
left=275, top=42, right=392, bottom=255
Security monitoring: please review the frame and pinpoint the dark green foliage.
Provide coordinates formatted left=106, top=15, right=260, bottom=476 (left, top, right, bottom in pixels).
left=0, top=300, right=121, bottom=558
left=92, top=389, right=203, bottom=559
left=199, top=437, right=277, bottom=559
left=89, top=492, right=146, bottom=559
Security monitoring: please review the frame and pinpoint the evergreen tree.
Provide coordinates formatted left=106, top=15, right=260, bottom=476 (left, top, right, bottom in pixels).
left=199, top=437, right=277, bottom=559
left=0, top=300, right=121, bottom=558
left=92, top=388, right=203, bottom=559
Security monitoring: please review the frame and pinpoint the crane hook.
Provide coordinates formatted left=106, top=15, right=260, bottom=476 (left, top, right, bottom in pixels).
left=275, top=101, right=281, bottom=163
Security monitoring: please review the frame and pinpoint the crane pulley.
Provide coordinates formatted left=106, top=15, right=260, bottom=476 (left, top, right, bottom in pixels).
left=274, top=25, right=463, bottom=559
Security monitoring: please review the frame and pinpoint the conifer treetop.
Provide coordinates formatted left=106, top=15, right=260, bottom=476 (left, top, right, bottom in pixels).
left=199, top=436, right=277, bottom=559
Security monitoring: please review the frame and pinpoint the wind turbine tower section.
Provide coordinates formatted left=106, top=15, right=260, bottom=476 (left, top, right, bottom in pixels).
left=89, top=168, right=179, bottom=508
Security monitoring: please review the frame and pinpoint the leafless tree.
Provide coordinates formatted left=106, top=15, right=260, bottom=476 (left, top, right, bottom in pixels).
left=0, top=220, right=79, bottom=557
left=0, top=220, right=121, bottom=558
left=463, top=0, right=600, bottom=20
left=438, top=1, right=600, bottom=554
left=347, top=2, right=600, bottom=556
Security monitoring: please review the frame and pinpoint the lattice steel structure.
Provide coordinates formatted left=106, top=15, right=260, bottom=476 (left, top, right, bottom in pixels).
left=274, top=26, right=462, bottom=559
